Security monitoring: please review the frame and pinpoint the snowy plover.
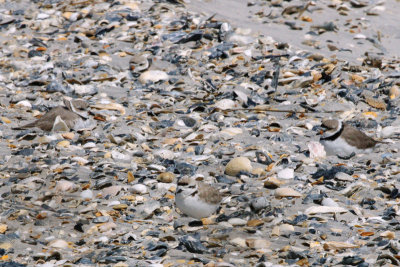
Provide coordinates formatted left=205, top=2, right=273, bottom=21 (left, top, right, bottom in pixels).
left=175, top=177, right=222, bottom=219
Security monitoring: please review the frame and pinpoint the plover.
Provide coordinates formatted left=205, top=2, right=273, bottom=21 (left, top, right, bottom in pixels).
left=175, top=177, right=222, bottom=219
left=13, top=99, right=85, bottom=132
left=319, top=119, right=379, bottom=156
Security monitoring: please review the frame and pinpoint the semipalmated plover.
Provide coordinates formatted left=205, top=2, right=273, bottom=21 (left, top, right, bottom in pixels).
left=319, top=119, right=379, bottom=156
left=175, top=177, right=222, bottom=219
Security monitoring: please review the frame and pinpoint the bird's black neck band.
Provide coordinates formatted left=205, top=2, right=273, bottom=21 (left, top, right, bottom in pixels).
left=321, top=123, right=344, bottom=141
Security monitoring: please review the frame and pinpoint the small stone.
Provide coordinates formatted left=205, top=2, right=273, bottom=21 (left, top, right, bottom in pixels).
left=127, top=171, right=135, bottom=183
left=220, top=127, right=243, bottom=137
left=379, top=126, right=400, bottom=138
left=62, top=11, right=79, bottom=21
left=48, top=239, right=69, bottom=249
left=323, top=241, right=359, bottom=250
left=0, top=224, right=7, bottom=234
left=247, top=219, right=264, bottom=227
left=225, top=157, right=252, bottom=176
left=131, top=184, right=148, bottom=194
left=308, top=141, right=326, bottom=159
left=274, top=187, right=302, bottom=198
left=102, top=185, right=122, bottom=197
left=111, top=151, right=131, bottom=162
left=93, top=216, right=109, bottom=223
left=389, top=85, right=400, bottom=99
left=228, top=218, right=247, bottom=226
left=154, top=149, right=175, bottom=160
left=264, top=177, right=285, bottom=189
left=279, top=224, right=294, bottom=235
left=271, top=226, right=280, bottom=237
left=230, top=237, right=247, bottom=247
left=0, top=242, right=12, bottom=250
left=305, top=206, right=348, bottom=214
left=57, top=140, right=70, bottom=148
left=112, top=204, right=128, bottom=210
left=139, top=70, right=169, bottom=84
left=80, top=189, right=93, bottom=199
left=62, top=132, right=75, bottom=140
left=114, top=263, right=129, bottom=267
left=201, top=217, right=215, bottom=225
left=15, top=100, right=32, bottom=108
left=245, top=239, right=270, bottom=249
left=1, top=117, right=11, bottom=124
left=214, top=99, right=237, bottom=110
left=157, top=172, right=175, bottom=183
left=321, top=198, right=339, bottom=207
left=37, top=13, right=50, bottom=20
left=380, top=231, right=395, bottom=239
left=98, top=222, right=116, bottom=233
left=277, top=168, right=294, bottom=180
left=55, top=180, right=76, bottom=192
left=335, top=172, right=353, bottom=181
left=137, top=200, right=160, bottom=219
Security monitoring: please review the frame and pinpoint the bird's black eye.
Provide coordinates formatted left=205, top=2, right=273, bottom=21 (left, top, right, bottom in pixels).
left=188, top=185, right=196, bottom=189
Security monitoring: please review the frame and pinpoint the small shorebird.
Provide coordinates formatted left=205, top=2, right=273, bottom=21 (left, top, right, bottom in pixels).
left=319, top=119, right=379, bottom=156
left=13, top=99, right=87, bottom=132
left=175, top=176, right=222, bottom=220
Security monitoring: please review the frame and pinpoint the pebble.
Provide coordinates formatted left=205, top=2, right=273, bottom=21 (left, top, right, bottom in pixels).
left=308, top=141, right=326, bottom=159
left=321, top=198, right=339, bottom=207
left=15, top=100, right=32, bottom=109
left=214, top=99, right=237, bottom=110
left=157, top=172, right=175, bottom=183
left=225, top=157, right=253, bottom=176
left=247, top=219, right=264, bottom=227
left=56, top=140, right=70, bottom=148
left=48, top=239, right=69, bottom=249
left=55, top=180, right=76, bottom=192
left=0, top=224, right=7, bottom=234
left=230, top=237, right=247, bottom=247
left=228, top=218, right=247, bottom=226
left=102, top=185, right=122, bottom=197
left=245, top=239, right=270, bottom=249
left=389, top=85, right=400, bottom=99
left=279, top=224, right=294, bottom=232
left=264, top=177, right=285, bottom=189
left=138, top=70, right=169, bottom=84
left=274, top=187, right=303, bottom=198
left=334, top=172, right=353, bottom=181
left=305, top=206, right=348, bottom=214
left=80, top=190, right=93, bottom=199
left=277, top=168, right=294, bottom=180
left=131, top=184, right=148, bottom=194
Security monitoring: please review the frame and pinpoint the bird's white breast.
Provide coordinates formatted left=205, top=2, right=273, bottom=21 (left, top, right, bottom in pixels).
left=175, top=190, right=219, bottom=219
left=321, top=137, right=372, bottom=156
